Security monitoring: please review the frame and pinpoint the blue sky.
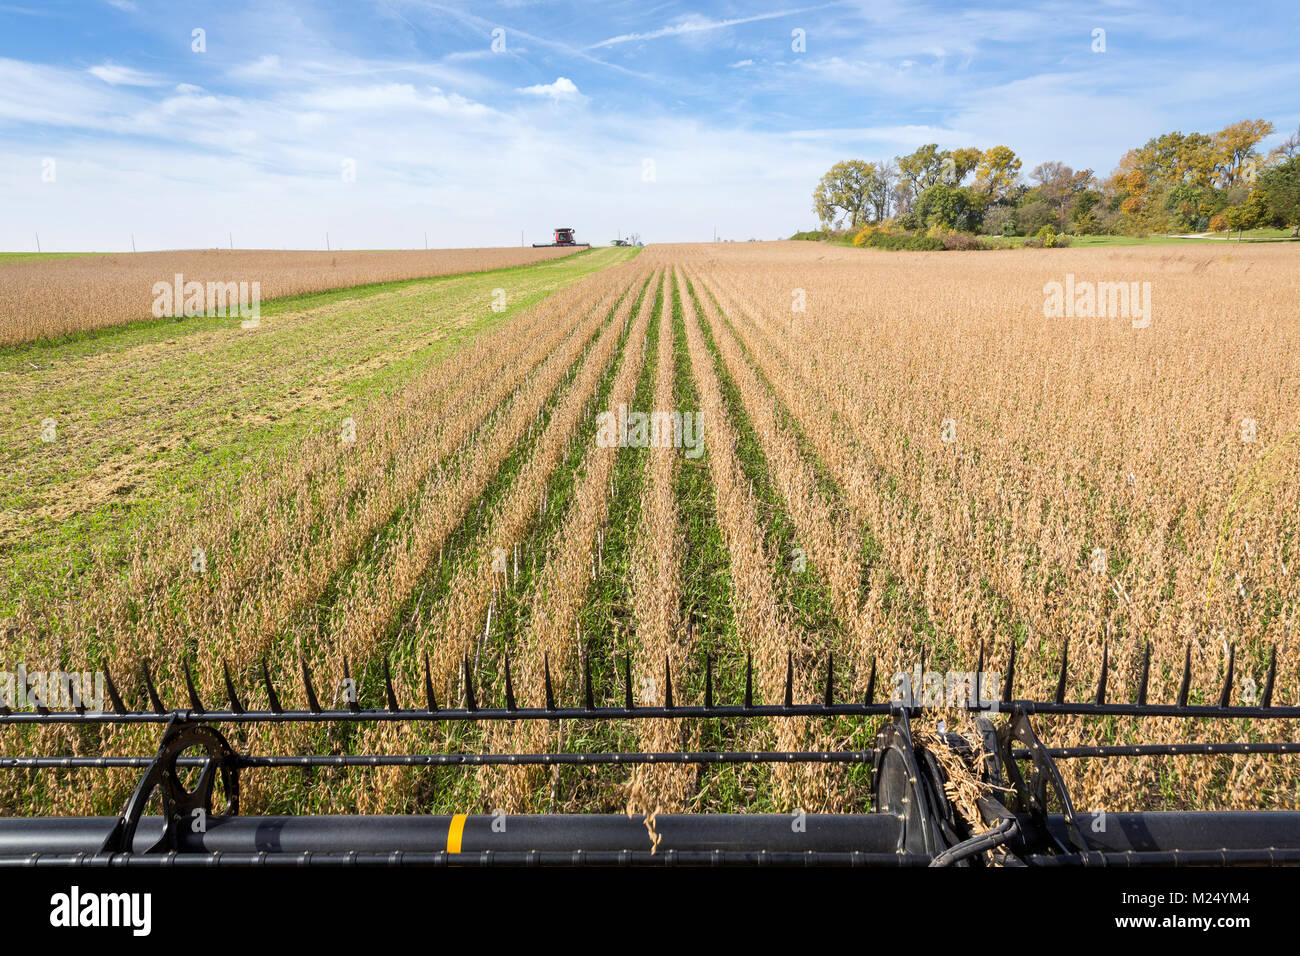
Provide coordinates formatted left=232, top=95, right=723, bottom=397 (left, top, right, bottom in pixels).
left=1, top=0, right=1297, bottom=250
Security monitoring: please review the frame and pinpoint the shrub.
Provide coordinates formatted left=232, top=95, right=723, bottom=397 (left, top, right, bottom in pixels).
left=863, top=231, right=910, bottom=250
left=941, top=231, right=989, bottom=251
left=1035, top=225, right=1064, bottom=248
left=853, top=224, right=883, bottom=247
left=905, top=235, right=946, bottom=251
left=894, top=211, right=922, bottom=231
left=856, top=227, right=986, bottom=252
left=865, top=231, right=902, bottom=249
left=1072, top=211, right=1100, bottom=235
left=1208, top=213, right=1228, bottom=233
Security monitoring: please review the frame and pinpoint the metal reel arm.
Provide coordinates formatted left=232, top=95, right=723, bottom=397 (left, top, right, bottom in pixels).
left=99, top=720, right=240, bottom=855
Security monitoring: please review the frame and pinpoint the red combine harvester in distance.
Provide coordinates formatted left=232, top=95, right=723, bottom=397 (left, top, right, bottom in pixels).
left=533, top=227, right=590, bottom=248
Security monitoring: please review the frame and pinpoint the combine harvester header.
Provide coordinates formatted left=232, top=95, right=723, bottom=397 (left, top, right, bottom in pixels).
left=1, top=641, right=1298, bottom=866
left=533, top=227, right=590, bottom=248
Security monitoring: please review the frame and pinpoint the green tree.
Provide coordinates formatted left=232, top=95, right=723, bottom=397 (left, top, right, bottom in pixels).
left=1164, top=183, right=1214, bottom=231
left=812, top=160, right=882, bottom=229
left=1257, top=157, right=1300, bottom=235
left=899, top=145, right=951, bottom=202
left=1030, top=162, right=1096, bottom=227
left=1015, top=198, right=1057, bottom=235
left=1070, top=189, right=1101, bottom=231
left=1224, top=192, right=1267, bottom=236
left=915, top=183, right=986, bottom=232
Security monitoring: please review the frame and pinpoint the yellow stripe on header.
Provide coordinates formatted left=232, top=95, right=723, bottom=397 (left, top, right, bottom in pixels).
left=447, top=813, right=467, bottom=854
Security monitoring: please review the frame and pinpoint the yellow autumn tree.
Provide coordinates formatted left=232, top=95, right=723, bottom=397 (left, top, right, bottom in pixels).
left=974, top=145, right=1022, bottom=201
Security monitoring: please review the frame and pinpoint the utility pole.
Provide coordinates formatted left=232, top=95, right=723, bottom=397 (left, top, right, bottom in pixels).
left=35, top=231, right=41, bottom=253
left=229, top=232, right=233, bottom=250
left=326, top=232, right=330, bottom=251
left=131, top=234, right=136, bottom=253
left=424, top=231, right=428, bottom=250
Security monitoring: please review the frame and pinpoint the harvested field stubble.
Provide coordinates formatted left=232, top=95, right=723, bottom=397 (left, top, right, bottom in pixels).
left=4, top=239, right=1299, bottom=817
left=0, top=246, right=582, bottom=345
left=0, top=248, right=631, bottom=616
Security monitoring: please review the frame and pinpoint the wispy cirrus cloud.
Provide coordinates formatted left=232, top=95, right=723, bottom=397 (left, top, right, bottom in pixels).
left=88, top=61, right=165, bottom=86
left=585, top=4, right=843, bottom=49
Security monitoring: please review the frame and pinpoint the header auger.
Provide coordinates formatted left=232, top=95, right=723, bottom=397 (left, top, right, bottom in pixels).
left=1, top=641, right=1297, bottom=866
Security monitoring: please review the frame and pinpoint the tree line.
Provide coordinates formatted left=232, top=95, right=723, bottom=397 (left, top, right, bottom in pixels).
left=811, top=119, right=1300, bottom=238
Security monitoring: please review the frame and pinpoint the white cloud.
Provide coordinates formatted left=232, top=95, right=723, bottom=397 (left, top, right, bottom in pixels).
left=0, top=63, right=826, bottom=250
left=230, top=55, right=283, bottom=81
left=587, top=5, right=836, bottom=49
left=788, top=123, right=969, bottom=145
left=225, top=53, right=492, bottom=95
left=87, top=61, right=163, bottom=86
left=944, top=72, right=1163, bottom=173
left=516, top=76, right=582, bottom=101
left=2, top=1, right=1296, bottom=252
left=0, top=57, right=132, bottom=126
